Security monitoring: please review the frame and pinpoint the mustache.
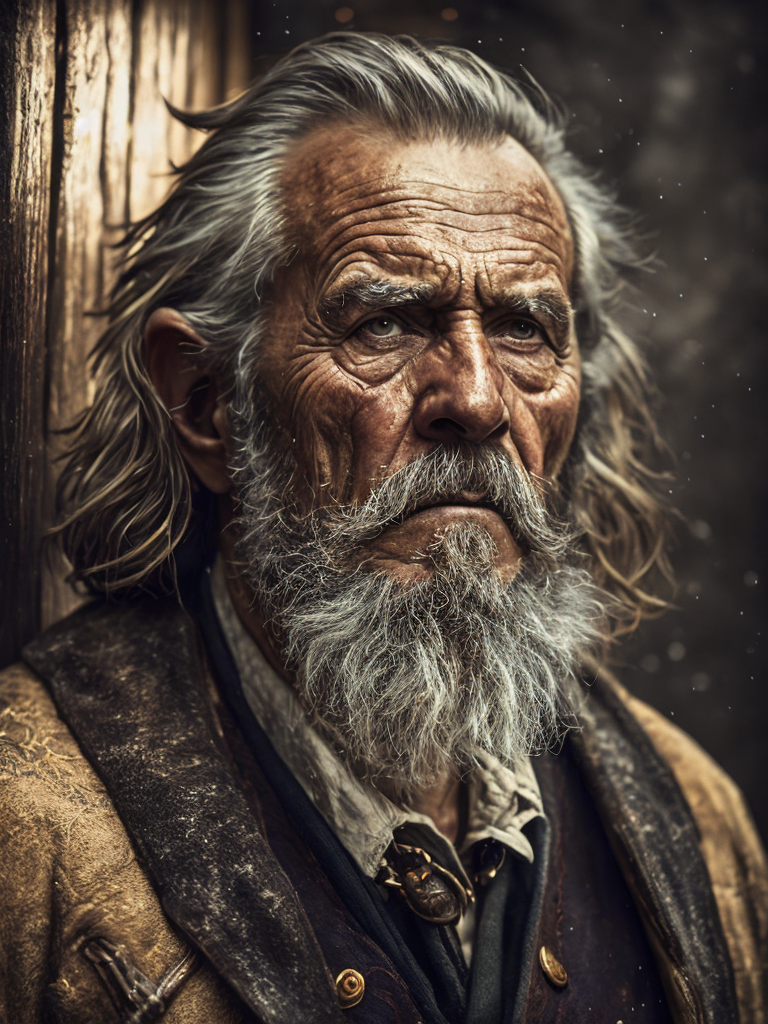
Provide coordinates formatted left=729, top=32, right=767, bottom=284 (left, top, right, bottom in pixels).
left=293, top=446, right=572, bottom=561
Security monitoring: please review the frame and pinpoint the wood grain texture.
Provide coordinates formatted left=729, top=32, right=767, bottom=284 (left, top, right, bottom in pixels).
left=130, top=0, right=223, bottom=222
left=0, top=0, right=57, bottom=667
left=42, top=0, right=147, bottom=629
left=1, top=0, right=251, bottom=658
left=41, top=0, right=250, bottom=630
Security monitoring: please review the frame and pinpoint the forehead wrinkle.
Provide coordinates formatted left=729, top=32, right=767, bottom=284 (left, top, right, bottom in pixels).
left=306, top=184, right=570, bottom=263
left=282, top=124, right=572, bottom=241
left=307, top=176, right=569, bottom=242
left=322, top=180, right=544, bottom=216
left=286, top=147, right=574, bottom=308
left=330, top=212, right=569, bottom=250
left=315, top=239, right=573, bottom=318
left=495, top=241, right=570, bottom=271
left=494, top=231, right=572, bottom=267
left=318, top=191, right=568, bottom=235
left=306, top=162, right=566, bottom=212
left=310, top=215, right=569, bottom=290
left=310, top=228, right=458, bottom=296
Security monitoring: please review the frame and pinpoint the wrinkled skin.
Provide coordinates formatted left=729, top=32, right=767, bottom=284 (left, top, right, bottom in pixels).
left=259, top=124, right=580, bottom=582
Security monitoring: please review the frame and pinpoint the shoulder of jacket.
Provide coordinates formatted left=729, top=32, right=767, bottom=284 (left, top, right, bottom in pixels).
left=0, top=660, right=109, bottom=823
left=606, top=676, right=749, bottom=827
left=0, top=666, right=247, bottom=1024
left=605, top=674, right=768, bottom=1016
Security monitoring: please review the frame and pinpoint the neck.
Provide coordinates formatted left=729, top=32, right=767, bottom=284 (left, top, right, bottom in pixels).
left=378, top=774, right=463, bottom=845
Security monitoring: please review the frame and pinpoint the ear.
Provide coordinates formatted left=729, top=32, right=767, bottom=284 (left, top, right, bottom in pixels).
left=144, top=308, right=232, bottom=494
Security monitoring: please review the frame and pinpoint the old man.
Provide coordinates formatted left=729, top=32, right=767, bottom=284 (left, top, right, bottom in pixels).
left=1, top=31, right=766, bottom=1024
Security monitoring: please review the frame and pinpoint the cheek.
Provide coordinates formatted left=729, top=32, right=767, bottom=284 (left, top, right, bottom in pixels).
left=278, top=355, right=363, bottom=500
left=345, top=383, right=414, bottom=487
left=498, top=348, right=559, bottom=393
left=279, top=359, right=422, bottom=506
left=530, top=366, right=581, bottom=476
left=495, top=343, right=580, bottom=478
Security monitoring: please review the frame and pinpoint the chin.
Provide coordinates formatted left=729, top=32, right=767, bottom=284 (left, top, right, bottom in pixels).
left=265, top=522, right=605, bottom=791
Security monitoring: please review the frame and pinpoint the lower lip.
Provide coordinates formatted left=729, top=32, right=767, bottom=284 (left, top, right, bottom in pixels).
left=371, top=505, right=523, bottom=577
left=400, top=505, right=507, bottom=529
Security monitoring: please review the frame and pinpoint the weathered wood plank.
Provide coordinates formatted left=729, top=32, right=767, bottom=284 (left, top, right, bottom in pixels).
left=129, top=0, right=240, bottom=221
left=101, top=1, right=133, bottom=234
left=0, top=0, right=57, bottom=667
left=0, top=0, right=253, bottom=640
left=42, top=0, right=134, bottom=629
left=131, top=0, right=199, bottom=221
left=40, top=0, right=252, bottom=629
left=222, top=0, right=251, bottom=102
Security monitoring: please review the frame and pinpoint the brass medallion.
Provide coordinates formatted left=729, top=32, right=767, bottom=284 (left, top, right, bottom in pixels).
left=377, top=841, right=472, bottom=925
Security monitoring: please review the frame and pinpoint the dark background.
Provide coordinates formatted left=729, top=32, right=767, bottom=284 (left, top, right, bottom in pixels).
left=246, top=0, right=768, bottom=837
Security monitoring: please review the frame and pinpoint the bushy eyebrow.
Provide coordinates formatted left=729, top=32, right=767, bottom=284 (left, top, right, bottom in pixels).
left=503, top=290, right=573, bottom=325
left=319, top=280, right=438, bottom=326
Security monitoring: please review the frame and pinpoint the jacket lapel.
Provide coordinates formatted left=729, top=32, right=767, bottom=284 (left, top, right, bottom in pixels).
left=572, top=675, right=739, bottom=1024
left=23, top=599, right=344, bottom=1024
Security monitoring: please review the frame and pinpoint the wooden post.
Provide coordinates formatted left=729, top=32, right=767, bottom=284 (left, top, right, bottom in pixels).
left=0, top=0, right=58, bottom=669
left=0, top=0, right=252, bottom=665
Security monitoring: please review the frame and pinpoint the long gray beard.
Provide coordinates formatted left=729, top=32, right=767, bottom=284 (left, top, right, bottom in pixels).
left=231, top=420, right=607, bottom=794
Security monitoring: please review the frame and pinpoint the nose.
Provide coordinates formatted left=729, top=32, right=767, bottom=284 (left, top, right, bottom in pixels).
left=412, top=328, right=510, bottom=445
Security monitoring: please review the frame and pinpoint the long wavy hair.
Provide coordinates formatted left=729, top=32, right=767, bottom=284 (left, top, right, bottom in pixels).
left=55, top=31, right=672, bottom=632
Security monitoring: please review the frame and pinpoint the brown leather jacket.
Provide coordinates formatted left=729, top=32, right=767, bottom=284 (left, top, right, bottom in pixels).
left=0, top=599, right=766, bottom=1023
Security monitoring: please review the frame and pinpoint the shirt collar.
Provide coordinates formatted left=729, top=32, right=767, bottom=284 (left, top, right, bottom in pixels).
left=210, top=557, right=544, bottom=887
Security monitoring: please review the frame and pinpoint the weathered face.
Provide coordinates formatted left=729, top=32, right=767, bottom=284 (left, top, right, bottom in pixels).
left=258, top=125, right=580, bottom=581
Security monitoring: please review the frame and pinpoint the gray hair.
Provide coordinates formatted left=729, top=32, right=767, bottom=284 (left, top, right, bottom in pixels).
left=232, top=445, right=607, bottom=789
left=56, top=31, right=671, bottom=628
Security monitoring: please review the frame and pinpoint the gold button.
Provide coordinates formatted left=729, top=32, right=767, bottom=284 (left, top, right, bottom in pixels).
left=335, top=968, right=365, bottom=1009
left=539, top=945, right=568, bottom=988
